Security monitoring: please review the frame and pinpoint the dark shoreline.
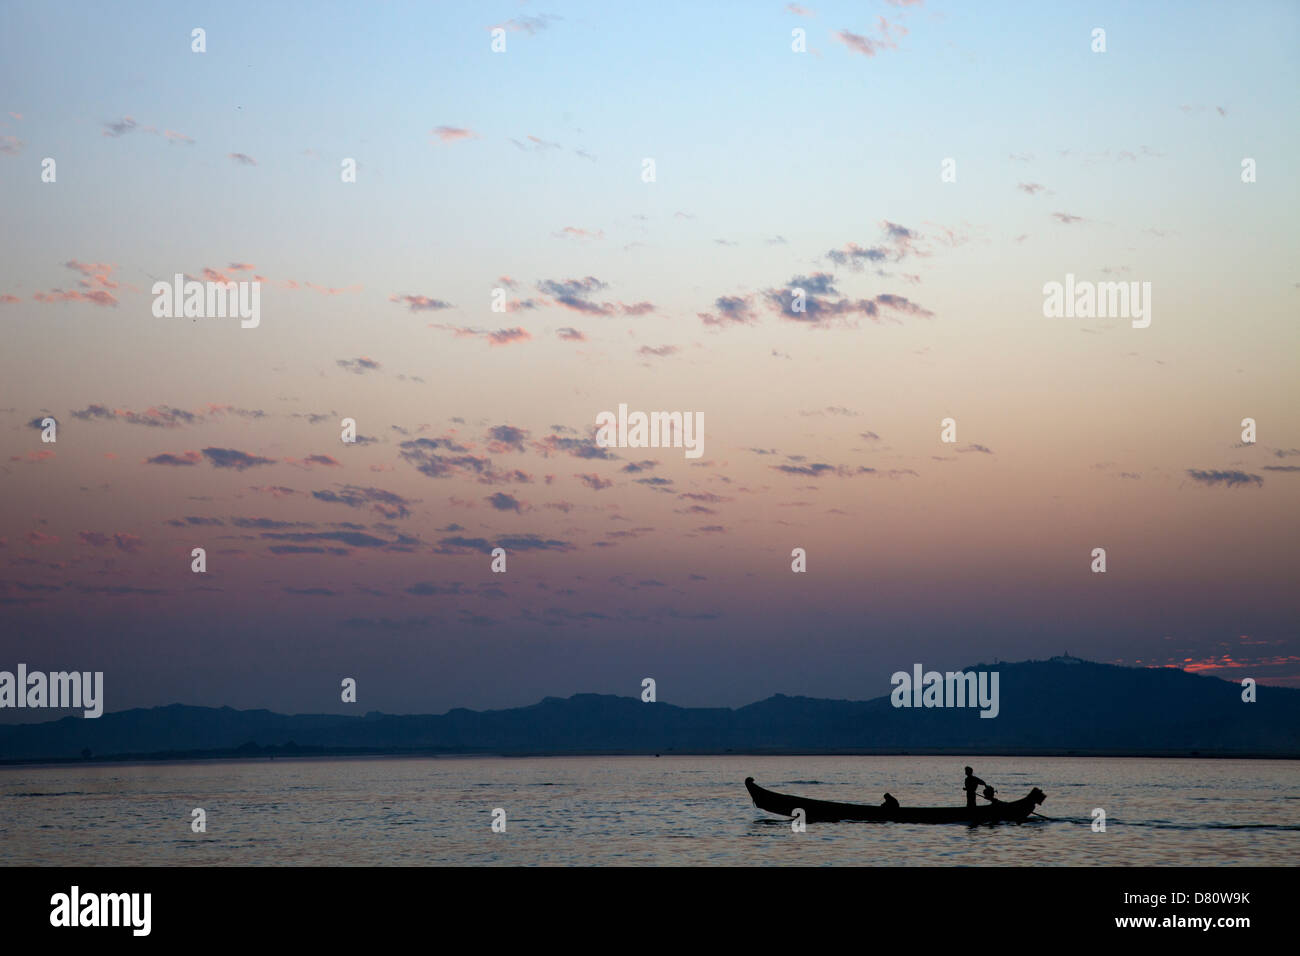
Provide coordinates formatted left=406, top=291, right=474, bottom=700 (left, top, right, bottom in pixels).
left=3, top=746, right=1297, bottom=768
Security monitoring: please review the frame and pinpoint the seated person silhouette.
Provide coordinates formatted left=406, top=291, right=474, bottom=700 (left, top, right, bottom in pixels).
left=881, top=792, right=900, bottom=809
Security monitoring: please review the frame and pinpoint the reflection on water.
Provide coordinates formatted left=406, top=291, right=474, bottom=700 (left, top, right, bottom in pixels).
left=2, top=755, right=1296, bottom=865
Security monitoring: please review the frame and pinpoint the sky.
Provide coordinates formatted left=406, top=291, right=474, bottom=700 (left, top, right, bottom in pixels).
left=1, top=0, right=1298, bottom=720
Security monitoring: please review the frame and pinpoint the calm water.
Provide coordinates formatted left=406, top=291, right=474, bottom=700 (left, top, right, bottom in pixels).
left=2, top=755, right=1296, bottom=866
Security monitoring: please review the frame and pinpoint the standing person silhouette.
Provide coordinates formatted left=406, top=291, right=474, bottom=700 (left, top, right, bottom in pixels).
left=963, top=766, right=987, bottom=809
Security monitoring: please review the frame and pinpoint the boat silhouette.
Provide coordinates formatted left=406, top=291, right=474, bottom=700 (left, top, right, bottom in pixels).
left=745, top=776, right=1046, bottom=824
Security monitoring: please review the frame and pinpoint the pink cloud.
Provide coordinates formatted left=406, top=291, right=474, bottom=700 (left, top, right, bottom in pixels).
left=554, top=226, right=605, bottom=240
left=306, top=282, right=363, bottom=296
left=430, top=324, right=532, bottom=346
left=834, top=16, right=906, bottom=57
left=286, top=454, right=342, bottom=469
left=431, top=126, right=477, bottom=143
left=144, top=450, right=202, bottom=466
left=9, top=450, right=55, bottom=463
left=638, top=345, right=679, bottom=358
left=488, top=327, right=531, bottom=346
left=114, top=533, right=143, bottom=553
left=30, top=260, right=121, bottom=306
left=78, top=531, right=143, bottom=553
left=391, top=294, right=454, bottom=312
left=201, top=267, right=235, bottom=283
left=248, top=485, right=300, bottom=498
left=33, top=289, right=117, bottom=307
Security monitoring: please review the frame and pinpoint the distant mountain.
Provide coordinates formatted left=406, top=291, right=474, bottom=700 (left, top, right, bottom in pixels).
left=2, top=659, right=1296, bottom=762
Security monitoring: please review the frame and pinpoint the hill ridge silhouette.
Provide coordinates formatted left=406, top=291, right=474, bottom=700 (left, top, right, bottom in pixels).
left=2, top=659, right=1296, bottom=762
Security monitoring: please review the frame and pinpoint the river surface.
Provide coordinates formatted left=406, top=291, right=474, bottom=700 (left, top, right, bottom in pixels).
left=3, top=755, right=1296, bottom=865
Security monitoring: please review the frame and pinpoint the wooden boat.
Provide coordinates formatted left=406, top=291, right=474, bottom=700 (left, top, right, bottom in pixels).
left=745, top=777, right=1046, bottom=824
